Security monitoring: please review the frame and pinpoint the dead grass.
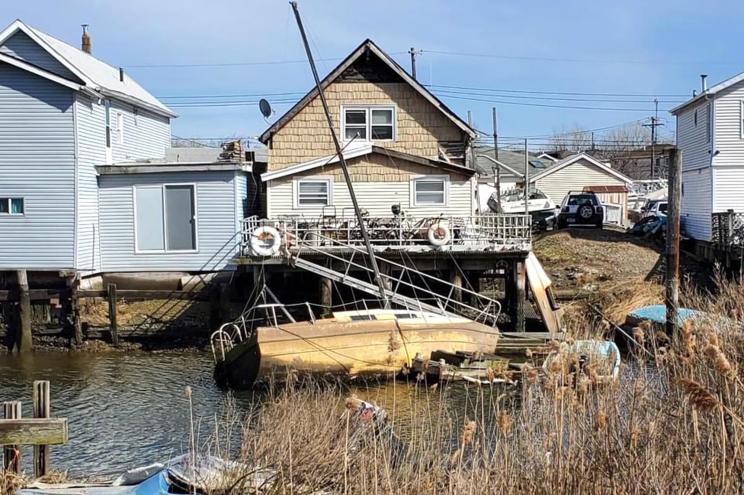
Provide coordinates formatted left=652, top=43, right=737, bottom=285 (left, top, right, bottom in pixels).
left=195, top=275, right=744, bottom=494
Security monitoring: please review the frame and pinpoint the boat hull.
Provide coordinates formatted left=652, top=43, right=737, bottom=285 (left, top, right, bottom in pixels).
left=215, top=319, right=499, bottom=389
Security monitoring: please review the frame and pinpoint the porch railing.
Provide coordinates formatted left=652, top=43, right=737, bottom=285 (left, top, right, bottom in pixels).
left=240, top=213, right=531, bottom=256
left=712, top=210, right=744, bottom=246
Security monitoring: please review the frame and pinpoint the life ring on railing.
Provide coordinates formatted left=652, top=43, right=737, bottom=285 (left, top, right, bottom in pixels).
left=250, top=226, right=282, bottom=256
left=427, top=222, right=451, bottom=247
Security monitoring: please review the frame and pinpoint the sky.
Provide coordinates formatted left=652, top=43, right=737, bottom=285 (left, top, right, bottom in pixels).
left=5, top=0, right=744, bottom=149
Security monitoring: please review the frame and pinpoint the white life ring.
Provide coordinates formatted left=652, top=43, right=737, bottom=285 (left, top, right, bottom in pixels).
left=250, top=226, right=282, bottom=256
left=427, top=222, right=451, bottom=247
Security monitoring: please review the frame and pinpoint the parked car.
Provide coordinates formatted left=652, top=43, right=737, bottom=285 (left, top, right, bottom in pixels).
left=642, top=199, right=668, bottom=218
left=487, top=187, right=556, bottom=216
left=557, top=192, right=604, bottom=229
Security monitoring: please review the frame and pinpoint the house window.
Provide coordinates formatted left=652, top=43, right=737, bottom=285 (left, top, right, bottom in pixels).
left=412, top=177, right=447, bottom=206
left=104, top=100, right=112, bottom=164
left=694, top=109, right=698, bottom=127
left=342, top=106, right=395, bottom=141
left=0, top=198, right=24, bottom=215
left=116, top=112, right=124, bottom=145
left=134, top=184, right=197, bottom=252
left=295, top=179, right=331, bottom=207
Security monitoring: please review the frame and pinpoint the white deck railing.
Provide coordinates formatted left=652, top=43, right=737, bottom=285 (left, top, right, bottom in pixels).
left=240, top=213, right=531, bottom=256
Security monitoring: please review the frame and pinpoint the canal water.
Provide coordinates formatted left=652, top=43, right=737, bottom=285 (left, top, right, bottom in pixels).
left=0, top=351, right=483, bottom=479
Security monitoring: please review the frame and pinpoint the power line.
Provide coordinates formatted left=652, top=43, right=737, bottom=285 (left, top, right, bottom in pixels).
left=426, top=84, right=689, bottom=98
left=126, top=52, right=407, bottom=69
left=432, top=88, right=684, bottom=104
left=435, top=92, right=667, bottom=112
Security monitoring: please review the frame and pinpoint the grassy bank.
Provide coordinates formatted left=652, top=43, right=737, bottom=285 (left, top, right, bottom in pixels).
left=193, top=276, right=744, bottom=494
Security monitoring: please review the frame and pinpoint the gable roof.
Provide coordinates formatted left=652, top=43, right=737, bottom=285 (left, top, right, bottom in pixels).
left=670, top=71, right=744, bottom=115
left=529, top=152, right=633, bottom=184
left=0, top=20, right=176, bottom=118
left=259, top=39, right=475, bottom=143
left=261, top=142, right=474, bottom=182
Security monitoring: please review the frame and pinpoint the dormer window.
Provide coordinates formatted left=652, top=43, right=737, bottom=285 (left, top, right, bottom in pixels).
left=342, top=106, right=395, bottom=141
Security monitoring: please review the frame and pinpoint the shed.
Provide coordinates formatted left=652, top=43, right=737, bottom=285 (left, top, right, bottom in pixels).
left=531, top=153, right=633, bottom=226
left=96, top=161, right=250, bottom=273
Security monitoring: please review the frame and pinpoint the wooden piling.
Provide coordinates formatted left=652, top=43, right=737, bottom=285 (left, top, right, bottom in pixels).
left=319, top=276, right=332, bottom=310
left=3, top=401, right=22, bottom=473
left=107, top=283, right=118, bottom=346
left=16, top=269, right=32, bottom=353
left=448, top=266, right=463, bottom=303
left=71, top=276, right=83, bottom=345
left=666, top=149, right=682, bottom=335
left=32, top=381, right=50, bottom=477
left=515, top=261, right=526, bottom=333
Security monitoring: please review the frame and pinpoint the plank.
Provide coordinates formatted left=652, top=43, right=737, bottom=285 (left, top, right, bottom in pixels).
left=0, top=418, right=68, bottom=446
left=525, top=252, right=562, bottom=334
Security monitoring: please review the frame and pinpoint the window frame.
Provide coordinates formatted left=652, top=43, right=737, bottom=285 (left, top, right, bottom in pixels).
left=410, top=175, right=449, bottom=207
left=341, top=105, right=396, bottom=143
left=293, top=177, right=333, bottom=209
left=0, top=197, right=24, bottom=216
left=133, top=183, right=199, bottom=254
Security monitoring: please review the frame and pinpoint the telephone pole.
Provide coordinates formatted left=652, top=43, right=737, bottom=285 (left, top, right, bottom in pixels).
left=643, top=98, right=664, bottom=178
left=409, top=47, right=418, bottom=80
left=492, top=107, right=501, bottom=209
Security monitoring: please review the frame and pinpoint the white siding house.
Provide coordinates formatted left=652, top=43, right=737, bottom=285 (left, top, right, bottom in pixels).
left=672, top=73, right=744, bottom=242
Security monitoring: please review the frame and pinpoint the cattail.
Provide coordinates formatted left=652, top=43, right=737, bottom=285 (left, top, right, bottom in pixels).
left=679, top=378, right=719, bottom=412
left=523, top=363, right=538, bottom=384
left=497, top=411, right=512, bottom=435
left=708, top=332, right=720, bottom=348
left=595, top=410, right=608, bottom=430
left=486, top=367, right=496, bottom=383
left=632, top=326, right=645, bottom=347
left=681, top=320, right=697, bottom=357
left=654, top=330, right=670, bottom=345
left=462, top=419, right=477, bottom=445
left=576, top=376, right=590, bottom=396
left=184, top=386, right=192, bottom=399
left=704, top=344, right=734, bottom=379
left=548, top=356, right=563, bottom=374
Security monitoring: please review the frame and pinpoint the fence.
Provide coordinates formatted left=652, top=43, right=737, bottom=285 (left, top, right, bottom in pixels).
left=240, top=213, right=531, bottom=256
left=712, top=210, right=744, bottom=247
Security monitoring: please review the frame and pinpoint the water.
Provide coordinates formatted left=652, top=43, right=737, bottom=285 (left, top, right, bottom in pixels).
left=0, top=351, right=254, bottom=478
left=0, top=351, right=496, bottom=479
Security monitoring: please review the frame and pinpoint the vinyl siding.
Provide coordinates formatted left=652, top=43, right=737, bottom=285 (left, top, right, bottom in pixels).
left=98, top=171, right=240, bottom=272
left=0, top=31, right=79, bottom=82
left=681, top=167, right=713, bottom=241
left=0, top=63, right=75, bottom=269
left=533, top=159, right=627, bottom=206
left=713, top=83, right=744, bottom=169
left=712, top=166, right=744, bottom=213
left=676, top=100, right=712, bottom=172
left=109, top=99, right=170, bottom=162
left=74, top=93, right=106, bottom=271
left=268, top=179, right=474, bottom=218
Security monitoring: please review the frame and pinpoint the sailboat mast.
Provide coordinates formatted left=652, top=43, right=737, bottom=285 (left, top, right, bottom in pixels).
left=290, top=1, right=390, bottom=308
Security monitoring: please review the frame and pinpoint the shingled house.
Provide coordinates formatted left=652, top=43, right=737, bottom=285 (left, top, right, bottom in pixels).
left=258, top=39, right=478, bottom=219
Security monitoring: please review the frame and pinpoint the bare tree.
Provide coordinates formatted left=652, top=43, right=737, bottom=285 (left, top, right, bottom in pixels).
left=549, top=126, right=592, bottom=153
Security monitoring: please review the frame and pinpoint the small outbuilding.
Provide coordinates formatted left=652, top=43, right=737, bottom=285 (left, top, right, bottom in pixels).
left=96, top=158, right=251, bottom=273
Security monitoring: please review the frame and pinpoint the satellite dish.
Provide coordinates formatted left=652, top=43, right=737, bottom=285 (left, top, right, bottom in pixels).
left=259, top=99, right=272, bottom=119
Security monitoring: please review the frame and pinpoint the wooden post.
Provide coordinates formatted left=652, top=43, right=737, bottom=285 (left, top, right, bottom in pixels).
left=515, top=261, right=527, bottom=333
left=319, top=277, right=332, bottom=311
left=666, top=149, right=682, bottom=335
left=449, top=266, right=463, bottom=303
left=107, top=283, right=118, bottom=346
left=71, top=276, right=83, bottom=346
left=3, top=401, right=22, bottom=473
left=15, top=269, right=32, bottom=353
left=33, top=381, right=50, bottom=477
left=379, top=262, right=392, bottom=292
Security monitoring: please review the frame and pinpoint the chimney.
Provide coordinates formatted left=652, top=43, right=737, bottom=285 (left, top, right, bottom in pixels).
left=81, top=24, right=91, bottom=54
left=701, top=74, right=708, bottom=93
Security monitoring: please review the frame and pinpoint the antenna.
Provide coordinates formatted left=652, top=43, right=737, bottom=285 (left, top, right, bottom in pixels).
left=259, top=99, right=273, bottom=119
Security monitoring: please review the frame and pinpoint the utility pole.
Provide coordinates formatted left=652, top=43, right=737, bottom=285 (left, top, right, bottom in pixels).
left=492, top=107, right=501, bottom=210
left=524, top=139, right=529, bottom=216
left=290, top=1, right=389, bottom=308
left=643, top=98, right=664, bottom=178
left=666, top=149, right=681, bottom=335
left=408, top=47, right=418, bottom=80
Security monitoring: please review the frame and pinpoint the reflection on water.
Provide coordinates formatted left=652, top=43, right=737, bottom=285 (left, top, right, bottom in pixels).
left=0, top=351, right=498, bottom=478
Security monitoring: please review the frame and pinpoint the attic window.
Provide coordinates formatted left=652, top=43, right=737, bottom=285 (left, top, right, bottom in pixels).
left=694, top=109, right=698, bottom=127
left=342, top=106, right=395, bottom=141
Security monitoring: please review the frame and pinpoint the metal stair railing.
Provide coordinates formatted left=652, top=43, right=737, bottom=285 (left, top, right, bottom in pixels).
left=290, top=232, right=501, bottom=326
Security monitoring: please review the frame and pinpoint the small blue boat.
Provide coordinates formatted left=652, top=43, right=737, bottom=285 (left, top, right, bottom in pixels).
left=627, top=304, right=703, bottom=327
